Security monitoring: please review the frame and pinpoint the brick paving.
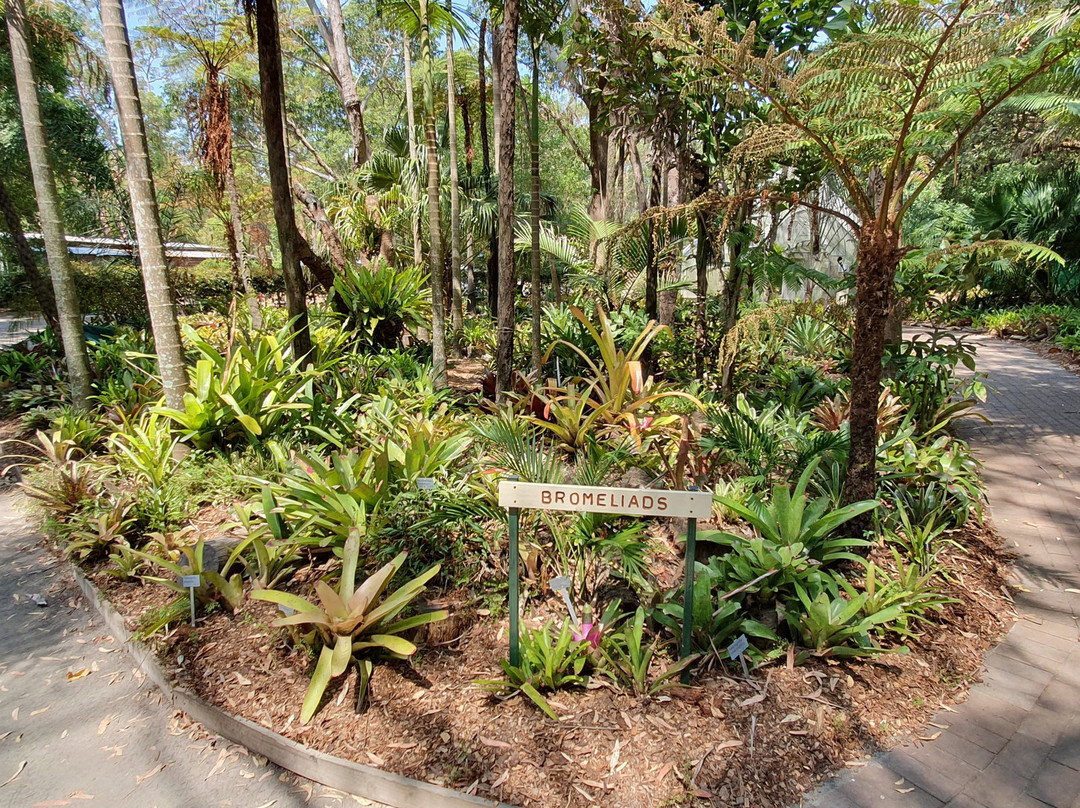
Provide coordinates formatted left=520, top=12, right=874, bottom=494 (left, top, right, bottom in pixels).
left=801, top=334, right=1080, bottom=808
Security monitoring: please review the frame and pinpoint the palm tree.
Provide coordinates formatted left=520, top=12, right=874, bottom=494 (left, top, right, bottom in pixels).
left=446, top=1, right=464, bottom=346
left=418, top=0, right=446, bottom=388
left=100, top=0, right=189, bottom=411
left=495, top=0, right=519, bottom=398
left=521, top=0, right=567, bottom=373
left=5, top=0, right=91, bottom=408
left=250, top=0, right=311, bottom=358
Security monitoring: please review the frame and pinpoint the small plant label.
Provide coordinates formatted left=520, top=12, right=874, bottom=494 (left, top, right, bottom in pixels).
left=182, top=575, right=201, bottom=626
left=416, top=477, right=436, bottom=491
left=549, top=576, right=579, bottom=628
left=728, top=634, right=751, bottom=678
left=727, top=634, right=749, bottom=660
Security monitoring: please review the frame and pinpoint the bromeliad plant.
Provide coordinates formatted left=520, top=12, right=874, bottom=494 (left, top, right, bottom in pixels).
left=156, top=324, right=317, bottom=450
left=600, top=607, right=698, bottom=697
left=475, top=619, right=594, bottom=720
left=783, top=575, right=909, bottom=664
left=252, top=524, right=447, bottom=722
left=703, top=459, right=878, bottom=599
left=541, top=305, right=701, bottom=448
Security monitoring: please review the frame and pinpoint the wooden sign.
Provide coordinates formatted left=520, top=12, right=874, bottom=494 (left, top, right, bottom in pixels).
left=498, top=481, right=711, bottom=519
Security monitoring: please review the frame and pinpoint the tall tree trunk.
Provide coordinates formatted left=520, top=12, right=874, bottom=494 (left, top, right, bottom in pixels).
left=694, top=214, right=710, bottom=380
left=403, top=34, right=423, bottom=268
left=0, top=175, right=59, bottom=334
left=446, top=7, right=463, bottom=350
left=419, top=0, right=446, bottom=388
left=643, top=157, right=663, bottom=321
left=323, top=0, right=369, bottom=168
left=844, top=227, right=903, bottom=508
left=478, top=18, right=495, bottom=320
left=100, top=0, right=189, bottom=411
left=491, top=21, right=502, bottom=173
left=465, top=230, right=476, bottom=313
left=254, top=0, right=311, bottom=359
left=528, top=41, right=542, bottom=374
left=478, top=18, right=490, bottom=178
left=495, top=0, right=518, bottom=399
left=6, top=0, right=90, bottom=408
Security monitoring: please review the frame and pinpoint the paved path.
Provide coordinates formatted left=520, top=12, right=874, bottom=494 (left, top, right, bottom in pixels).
left=803, top=334, right=1080, bottom=808
left=0, top=488, right=376, bottom=808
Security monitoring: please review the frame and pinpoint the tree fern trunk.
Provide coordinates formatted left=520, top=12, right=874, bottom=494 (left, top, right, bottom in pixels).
left=100, top=0, right=190, bottom=411
left=844, top=227, right=903, bottom=510
left=6, top=0, right=91, bottom=408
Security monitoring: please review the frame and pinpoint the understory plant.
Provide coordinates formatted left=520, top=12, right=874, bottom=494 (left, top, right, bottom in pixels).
left=252, top=524, right=447, bottom=722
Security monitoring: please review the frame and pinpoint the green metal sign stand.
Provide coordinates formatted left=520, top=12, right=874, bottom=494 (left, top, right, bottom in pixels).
left=508, top=506, right=521, bottom=667
left=679, top=514, right=697, bottom=684
left=500, top=480, right=709, bottom=676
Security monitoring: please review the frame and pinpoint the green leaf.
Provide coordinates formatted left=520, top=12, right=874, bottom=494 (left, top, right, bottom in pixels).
left=301, top=646, right=334, bottom=723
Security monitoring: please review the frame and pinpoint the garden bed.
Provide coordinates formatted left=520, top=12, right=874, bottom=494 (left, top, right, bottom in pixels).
left=82, top=519, right=1015, bottom=808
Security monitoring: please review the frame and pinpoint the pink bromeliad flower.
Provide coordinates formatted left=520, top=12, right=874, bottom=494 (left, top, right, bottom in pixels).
left=572, top=606, right=602, bottom=648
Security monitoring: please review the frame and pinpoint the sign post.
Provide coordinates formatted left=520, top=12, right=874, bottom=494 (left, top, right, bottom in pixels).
left=181, top=574, right=201, bottom=626
left=499, top=481, right=711, bottom=677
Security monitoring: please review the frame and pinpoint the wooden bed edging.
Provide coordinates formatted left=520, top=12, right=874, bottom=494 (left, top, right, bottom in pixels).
left=72, top=568, right=517, bottom=808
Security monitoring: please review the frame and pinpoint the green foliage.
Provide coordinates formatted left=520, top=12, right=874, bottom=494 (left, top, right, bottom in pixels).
left=702, top=396, right=847, bottom=485
left=252, top=526, right=446, bottom=722
left=599, top=607, right=697, bottom=697
left=330, top=261, right=431, bottom=350
left=20, top=430, right=101, bottom=519
left=707, top=460, right=877, bottom=568
left=476, top=619, right=593, bottom=720
left=853, top=550, right=956, bottom=637
left=653, top=560, right=780, bottom=663
left=783, top=576, right=908, bottom=664
left=156, top=324, right=317, bottom=450
left=265, top=401, right=469, bottom=547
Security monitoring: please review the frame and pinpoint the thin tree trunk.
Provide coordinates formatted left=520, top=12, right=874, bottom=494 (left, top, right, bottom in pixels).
left=0, top=175, right=59, bottom=334
left=630, top=134, right=647, bottom=217
left=446, top=7, right=463, bottom=350
left=465, top=230, right=476, bottom=313
left=643, top=155, right=663, bottom=321
left=491, top=21, right=502, bottom=173
left=255, top=0, right=311, bottom=359
left=528, top=41, right=542, bottom=374
left=225, top=160, right=262, bottom=328
left=495, top=1, right=518, bottom=399
left=101, top=0, right=190, bottom=411
left=419, top=0, right=446, bottom=388
left=694, top=210, right=710, bottom=380
left=844, top=227, right=903, bottom=508
left=323, top=0, right=369, bottom=167
left=478, top=18, right=490, bottom=178
left=7, top=0, right=90, bottom=407
left=403, top=34, right=423, bottom=268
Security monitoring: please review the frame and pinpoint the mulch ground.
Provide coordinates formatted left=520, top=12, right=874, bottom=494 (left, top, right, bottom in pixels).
left=82, top=517, right=1016, bottom=808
